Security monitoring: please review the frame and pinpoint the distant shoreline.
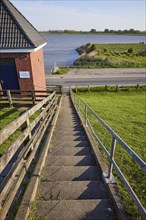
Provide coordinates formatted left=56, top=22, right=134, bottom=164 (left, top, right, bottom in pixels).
left=41, top=31, right=146, bottom=36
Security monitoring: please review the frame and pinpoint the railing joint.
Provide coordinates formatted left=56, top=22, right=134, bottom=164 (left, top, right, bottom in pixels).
left=102, top=171, right=116, bottom=184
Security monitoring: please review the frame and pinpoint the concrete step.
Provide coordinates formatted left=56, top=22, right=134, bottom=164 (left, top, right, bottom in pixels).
left=38, top=181, right=108, bottom=200
left=41, top=166, right=100, bottom=181
left=52, top=135, right=87, bottom=143
left=57, top=117, right=79, bottom=122
left=49, top=146, right=91, bottom=156
left=53, top=130, right=85, bottom=137
left=56, top=123, right=80, bottom=128
left=34, top=97, right=117, bottom=220
left=56, top=119, right=79, bottom=122
left=53, top=131, right=85, bottom=137
left=54, top=125, right=83, bottom=129
left=45, top=156, right=96, bottom=166
left=51, top=140, right=89, bottom=148
left=54, top=125, right=83, bottom=130
left=36, top=199, right=115, bottom=220
left=54, top=128, right=84, bottom=133
left=54, top=127, right=83, bottom=132
left=57, top=117, right=80, bottom=122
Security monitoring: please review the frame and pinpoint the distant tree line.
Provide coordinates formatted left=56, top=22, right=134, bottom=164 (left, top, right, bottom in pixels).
left=41, top=29, right=146, bottom=35
left=90, top=28, right=145, bottom=34
left=103, top=28, right=142, bottom=34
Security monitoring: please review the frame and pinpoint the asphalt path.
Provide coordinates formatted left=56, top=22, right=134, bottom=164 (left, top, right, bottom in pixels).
left=46, top=68, right=146, bottom=87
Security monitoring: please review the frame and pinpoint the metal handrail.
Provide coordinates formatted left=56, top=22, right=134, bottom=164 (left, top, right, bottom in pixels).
left=70, top=90, right=146, bottom=218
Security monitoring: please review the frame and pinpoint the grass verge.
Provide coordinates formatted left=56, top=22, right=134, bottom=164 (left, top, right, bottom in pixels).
left=55, top=67, right=70, bottom=74
left=76, top=85, right=146, bottom=219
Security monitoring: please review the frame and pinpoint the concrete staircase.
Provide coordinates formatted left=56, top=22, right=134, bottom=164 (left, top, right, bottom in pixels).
left=35, top=96, right=117, bottom=219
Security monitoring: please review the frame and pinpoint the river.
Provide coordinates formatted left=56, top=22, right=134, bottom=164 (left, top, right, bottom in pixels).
left=42, top=34, right=146, bottom=73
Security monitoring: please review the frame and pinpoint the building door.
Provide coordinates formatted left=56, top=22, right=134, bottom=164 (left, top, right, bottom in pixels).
left=0, top=59, right=20, bottom=90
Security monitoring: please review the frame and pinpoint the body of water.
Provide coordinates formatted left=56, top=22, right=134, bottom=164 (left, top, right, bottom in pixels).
left=42, top=34, right=146, bottom=73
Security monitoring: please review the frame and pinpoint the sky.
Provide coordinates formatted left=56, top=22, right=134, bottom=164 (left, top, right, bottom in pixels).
left=11, top=0, right=146, bottom=32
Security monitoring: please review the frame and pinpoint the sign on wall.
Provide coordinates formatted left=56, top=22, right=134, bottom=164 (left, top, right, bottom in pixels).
left=19, top=71, right=30, bottom=78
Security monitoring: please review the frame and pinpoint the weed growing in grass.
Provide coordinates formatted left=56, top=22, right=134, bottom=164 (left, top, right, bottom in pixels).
left=28, top=201, right=42, bottom=220
left=39, top=192, right=62, bottom=201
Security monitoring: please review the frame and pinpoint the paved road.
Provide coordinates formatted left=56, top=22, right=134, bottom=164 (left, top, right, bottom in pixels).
left=46, top=68, right=146, bottom=86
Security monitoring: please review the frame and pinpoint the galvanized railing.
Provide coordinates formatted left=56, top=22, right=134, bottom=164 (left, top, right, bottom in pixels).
left=70, top=90, right=146, bottom=218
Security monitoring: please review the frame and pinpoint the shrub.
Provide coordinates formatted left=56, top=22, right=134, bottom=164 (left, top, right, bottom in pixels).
left=128, top=48, right=133, bottom=54
left=89, top=44, right=96, bottom=52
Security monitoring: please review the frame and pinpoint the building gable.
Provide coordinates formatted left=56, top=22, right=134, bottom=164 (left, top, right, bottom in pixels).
left=0, top=0, right=47, bottom=49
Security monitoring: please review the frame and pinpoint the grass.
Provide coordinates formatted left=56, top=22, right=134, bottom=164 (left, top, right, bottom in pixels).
left=55, top=67, right=70, bottom=74
left=0, top=106, right=27, bottom=130
left=74, top=43, right=146, bottom=68
left=75, top=85, right=146, bottom=219
left=28, top=201, right=42, bottom=220
left=0, top=106, right=41, bottom=157
left=0, top=107, right=27, bottom=156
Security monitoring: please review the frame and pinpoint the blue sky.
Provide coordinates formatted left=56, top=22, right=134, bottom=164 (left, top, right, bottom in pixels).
left=11, top=0, right=145, bottom=31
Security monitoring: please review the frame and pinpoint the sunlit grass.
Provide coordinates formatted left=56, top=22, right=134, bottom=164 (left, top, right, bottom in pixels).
left=74, top=43, right=146, bottom=68
left=0, top=106, right=41, bottom=156
left=77, top=85, right=146, bottom=219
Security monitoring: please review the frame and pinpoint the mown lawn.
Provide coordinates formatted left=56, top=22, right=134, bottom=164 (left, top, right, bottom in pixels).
left=0, top=107, right=27, bottom=156
left=0, top=107, right=27, bottom=130
left=76, top=85, right=146, bottom=219
left=0, top=106, right=41, bottom=157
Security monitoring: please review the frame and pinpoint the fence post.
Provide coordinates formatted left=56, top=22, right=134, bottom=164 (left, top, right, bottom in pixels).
left=73, top=94, right=75, bottom=107
left=32, top=91, right=36, bottom=105
left=26, top=118, right=32, bottom=140
left=116, top=85, right=119, bottom=92
left=136, top=84, right=139, bottom=90
left=85, top=105, right=88, bottom=127
left=61, top=86, right=63, bottom=94
left=7, top=90, right=13, bottom=107
left=108, top=137, right=116, bottom=180
left=21, top=116, right=32, bottom=150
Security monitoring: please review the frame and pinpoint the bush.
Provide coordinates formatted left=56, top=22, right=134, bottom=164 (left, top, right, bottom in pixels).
left=55, top=67, right=69, bottom=75
left=89, top=44, right=96, bottom=52
left=128, top=48, right=133, bottom=54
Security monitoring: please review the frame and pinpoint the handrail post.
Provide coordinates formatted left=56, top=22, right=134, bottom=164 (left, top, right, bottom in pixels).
left=69, top=86, right=71, bottom=94
left=108, top=137, right=116, bottom=180
left=78, top=98, right=80, bottom=112
left=7, top=90, right=13, bottom=107
left=85, top=105, right=88, bottom=127
left=74, top=94, right=76, bottom=107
